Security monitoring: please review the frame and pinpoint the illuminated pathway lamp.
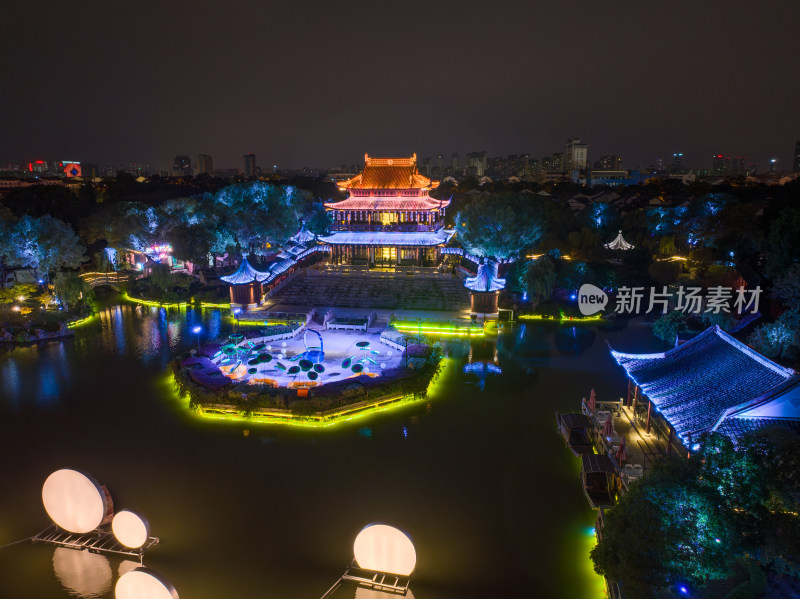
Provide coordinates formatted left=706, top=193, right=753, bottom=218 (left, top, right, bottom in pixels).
left=116, top=567, right=179, bottom=599
left=42, top=468, right=107, bottom=534
left=192, top=325, right=202, bottom=352
left=320, top=523, right=416, bottom=598
left=112, top=510, right=151, bottom=549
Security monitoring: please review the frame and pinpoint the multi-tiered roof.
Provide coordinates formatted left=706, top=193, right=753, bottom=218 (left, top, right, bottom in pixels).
left=326, top=154, right=447, bottom=212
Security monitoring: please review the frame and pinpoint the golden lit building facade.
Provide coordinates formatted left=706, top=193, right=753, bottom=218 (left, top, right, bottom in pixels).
left=320, top=154, right=453, bottom=267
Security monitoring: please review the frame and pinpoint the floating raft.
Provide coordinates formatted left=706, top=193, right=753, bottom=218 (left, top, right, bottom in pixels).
left=32, top=524, right=159, bottom=558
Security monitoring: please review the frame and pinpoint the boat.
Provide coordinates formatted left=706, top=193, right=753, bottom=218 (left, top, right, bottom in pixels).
left=555, top=412, right=595, bottom=456
left=580, top=454, right=617, bottom=509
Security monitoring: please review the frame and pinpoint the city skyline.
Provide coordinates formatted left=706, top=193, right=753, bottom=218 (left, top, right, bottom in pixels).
left=2, top=1, right=799, bottom=170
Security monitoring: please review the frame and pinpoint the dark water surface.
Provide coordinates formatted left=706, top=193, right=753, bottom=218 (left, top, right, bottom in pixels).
left=0, top=302, right=663, bottom=599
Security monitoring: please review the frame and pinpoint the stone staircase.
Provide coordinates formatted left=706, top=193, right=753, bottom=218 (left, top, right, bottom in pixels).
left=270, top=272, right=470, bottom=311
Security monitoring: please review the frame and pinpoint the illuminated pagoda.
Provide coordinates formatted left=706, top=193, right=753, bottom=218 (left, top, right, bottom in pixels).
left=604, top=230, right=634, bottom=250
left=610, top=325, right=800, bottom=450
left=319, top=154, right=454, bottom=267
left=219, top=258, right=268, bottom=308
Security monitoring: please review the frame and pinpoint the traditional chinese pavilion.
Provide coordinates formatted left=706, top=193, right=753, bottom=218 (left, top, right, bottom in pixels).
left=319, top=154, right=454, bottom=267
left=610, top=325, right=800, bottom=449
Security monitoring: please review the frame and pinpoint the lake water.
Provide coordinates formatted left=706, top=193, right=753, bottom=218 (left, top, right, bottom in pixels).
left=0, top=301, right=663, bottom=598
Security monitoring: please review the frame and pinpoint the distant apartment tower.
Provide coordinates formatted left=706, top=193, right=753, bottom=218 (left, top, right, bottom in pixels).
left=794, top=141, right=800, bottom=173
left=466, top=151, right=488, bottom=177
left=672, top=152, right=684, bottom=171
left=451, top=153, right=459, bottom=176
left=436, top=154, right=444, bottom=177
left=595, top=155, right=622, bottom=170
left=173, top=155, right=192, bottom=177
left=196, top=154, right=213, bottom=176
left=564, top=138, right=588, bottom=171
left=243, top=153, right=256, bottom=179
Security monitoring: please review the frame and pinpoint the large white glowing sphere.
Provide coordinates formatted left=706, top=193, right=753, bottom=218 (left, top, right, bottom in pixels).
left=353, top=524, right=416, bottom=576
left=112, top=510, right=150, bottom=549
left=53, top=547, right=112, bottom=598
left=116, top=567, right=179, bottom=599
left=42, top=469, right=107, bottom=534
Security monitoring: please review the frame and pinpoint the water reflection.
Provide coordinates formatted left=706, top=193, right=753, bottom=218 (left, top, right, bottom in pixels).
left=553, top=326, right=596, bottom=355
left=0, top=301, right=231, bottom=412
left=52, top=547, right=112, bottom=598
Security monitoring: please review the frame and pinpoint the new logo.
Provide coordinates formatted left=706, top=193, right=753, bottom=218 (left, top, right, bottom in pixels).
left=578, top=284, right=608, bottom=315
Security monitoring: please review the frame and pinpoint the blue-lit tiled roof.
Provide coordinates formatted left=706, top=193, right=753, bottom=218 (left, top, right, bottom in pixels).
left=318, top=229, right=454, bottom=246
left=610, top=325, right=795, bottom=442
left=291, top=223, right=316, bottom=244
left=219, top=258, right=269, bottom=284
left=715, top=416, right=800, bottom=443
left=464, top=259, right=506, bottom=292
left=262, top=245, right=330, bottom=285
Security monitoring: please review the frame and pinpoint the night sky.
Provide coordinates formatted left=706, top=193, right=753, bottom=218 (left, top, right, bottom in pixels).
left=3, top=0, right=799, bottom=170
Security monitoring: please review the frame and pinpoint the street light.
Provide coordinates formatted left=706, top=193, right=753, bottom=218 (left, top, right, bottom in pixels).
left=192, top=325, right=202, bottom=352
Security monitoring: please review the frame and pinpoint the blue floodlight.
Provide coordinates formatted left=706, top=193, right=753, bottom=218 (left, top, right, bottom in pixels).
left=192, top=326, right=202, bottom=334
left=679, top=585, right=689, bottom=595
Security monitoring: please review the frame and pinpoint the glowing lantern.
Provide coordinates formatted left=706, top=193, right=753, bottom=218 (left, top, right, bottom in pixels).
left=353, top=523, right=416, bottom=576
left=112, top=509, right=151, bottom=549
left=42, top=469, right=107, bottom=534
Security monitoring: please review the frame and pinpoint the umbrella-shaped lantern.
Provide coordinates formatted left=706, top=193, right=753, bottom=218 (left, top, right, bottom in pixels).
left=602, top=416, right=615, bottom=438
left=351, top=364, right=364, bottom=374
left=275, top=362, right=287, bottom=371
left=287, top=365, right=300, bottom=376
left=616, top=437, right=628, bottom=464
left=299, top=359, right=313, bottom=372
left=258, top=353, right=272, bottom=363
left=313, top=363, right=325, bottom=373
left=308, top=371, right=318, bottom=381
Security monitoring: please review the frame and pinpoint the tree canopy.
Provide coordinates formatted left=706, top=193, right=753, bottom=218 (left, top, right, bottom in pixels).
left=455, top=193, right=544, bottom=259
left=592, top=430, right=800, bottom=598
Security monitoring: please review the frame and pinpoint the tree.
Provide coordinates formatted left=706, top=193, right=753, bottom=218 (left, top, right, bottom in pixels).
left=170, top=223, right=214, bottom=267
left=53, top=271, right=91, bottom=311
left=5, top=215, right=86, bottom=281
left=765, top=208, right=800, bottom=278
left=652, top=311, right=691, bottom=343
left=747, top=309, right=800, bottom=361
left=772, top=264, right=800, bottom=307
left=525, top=257, right=556, bottom=303
left=455, top=193, right=544, bottom=259
left=591, top=458, right=735, bottom=599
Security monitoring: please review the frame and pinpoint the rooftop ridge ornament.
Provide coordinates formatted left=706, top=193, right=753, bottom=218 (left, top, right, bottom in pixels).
left=604, top=230, right=634, bottom=250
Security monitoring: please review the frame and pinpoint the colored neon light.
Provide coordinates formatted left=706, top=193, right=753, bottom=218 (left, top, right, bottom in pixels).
left=518, top=313, right=603, bottom=323
left=67, top=315, right=96, bottom=328
left=166, top=357, right=448, bottom=429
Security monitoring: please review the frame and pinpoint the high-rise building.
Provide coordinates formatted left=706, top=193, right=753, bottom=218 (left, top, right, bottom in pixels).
left=794, top=141, right=800, bottom=173
left=173, top=155, right=192, bottom=177
left=436, top=154, right=444, bottom=177
left=564, top=138, right=588, bottom=171
left=466, top=151, right=487, bottom=177
left=712, top=154, right=728, bottom=175
left=451, top=153, right=459, bottom=176
left=197, top=154, right=213, bottom=176
left=243, top=153, right=256, bottom=179
left=672, top=152, right=684, bottom=171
